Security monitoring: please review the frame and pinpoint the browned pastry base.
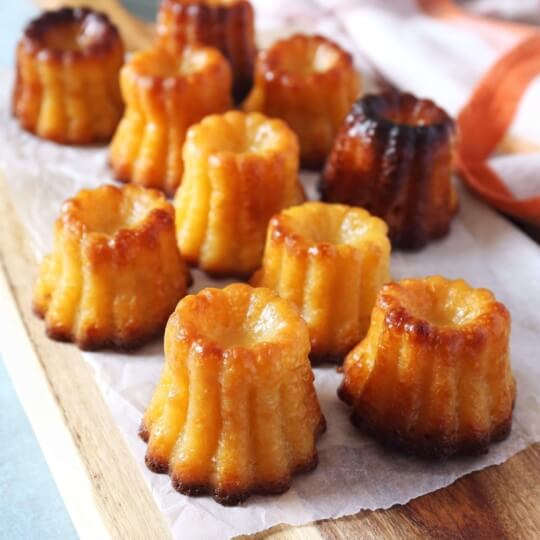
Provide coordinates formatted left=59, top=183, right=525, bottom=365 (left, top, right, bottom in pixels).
left=339, top=384, right=514, bottom=459
left=32, top=303, right=166, bottom=352
left=139, top=417, right=327, bottom=506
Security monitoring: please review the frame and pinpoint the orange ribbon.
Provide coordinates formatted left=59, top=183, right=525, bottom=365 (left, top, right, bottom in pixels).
left=419, top=0, right=540, bottom=226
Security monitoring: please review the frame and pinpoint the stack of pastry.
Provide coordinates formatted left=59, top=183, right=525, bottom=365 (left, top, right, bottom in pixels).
left=20, top=1, right=516, bottom=509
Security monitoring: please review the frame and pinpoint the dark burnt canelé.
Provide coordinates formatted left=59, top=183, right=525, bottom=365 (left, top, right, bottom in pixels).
left=321, top=92, right=457, bottom=250
left=13, top=7, right=124, bottom=144
left=156, top=0, right=256, bottom=102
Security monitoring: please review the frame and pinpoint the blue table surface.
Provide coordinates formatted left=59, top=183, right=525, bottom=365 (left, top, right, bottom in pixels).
left=0, top=2, right=159, bottom=539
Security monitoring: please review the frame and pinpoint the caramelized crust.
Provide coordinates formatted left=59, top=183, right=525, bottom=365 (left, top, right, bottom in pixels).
left=252, top=202, right=390, bottom=363
left=33, top=184, right=191, bottom=350
left=141, top=283, right=325, bottom=505
left=321, top=92, right=457, bottom=249
left=109, top=45, right=232, bottom=196
left=243, top=34, right=360, bottom=169
left=174, top=111, right=304, bottom=276
left=339, top=276, right=516, bottom=458
left=13, top=7, right=124, bottom=144
left=157, top=0, right=256, bottom=102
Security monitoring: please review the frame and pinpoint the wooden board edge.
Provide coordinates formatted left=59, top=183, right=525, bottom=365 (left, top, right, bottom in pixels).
left=0, top=173, right=172, bottom=540
left=0, top=261, right=111, bottom=540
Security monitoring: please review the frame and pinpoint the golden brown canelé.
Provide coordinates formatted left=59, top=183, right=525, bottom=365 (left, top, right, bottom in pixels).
left=338, top=276, right=515, bottom=458
left=321, top=92, right=457, bottom=250
left=243, top=34, right=360, bottom=169
left=109, top=45, right=232, bottom=196
left=174, top=111, right=304, bottom=276
left=13, top=7, right=124, bottom=144
left=251, top=202, right=390, bottom=363
left=33, top=184, right=191, bottom=350
left=140, top=283, right=325, bottom=505
left=157, top=0, right=256, bottom=102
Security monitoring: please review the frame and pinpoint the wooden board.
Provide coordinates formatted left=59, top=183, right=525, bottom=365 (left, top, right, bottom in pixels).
left=2, top=171, right=540, bottom=540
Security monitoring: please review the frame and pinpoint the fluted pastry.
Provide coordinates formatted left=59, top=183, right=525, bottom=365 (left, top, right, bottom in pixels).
left=110, top=45, right=232, bottom=196
left=157, top=0, right=256, bottom=102
left=339, top=276, right=515, bottom=457
left=243, top=33, right=360, bottom=169
left=321, top=92, right=457, bottom=249
left=140, top=283, right=326, bottom=505
left=33, top=184, right=190, bottom=350
left=174, top=111, right=304, bottom=276
left=13, top=7, right=124, bottom=144
left=252, top=202, right=390, bottom=363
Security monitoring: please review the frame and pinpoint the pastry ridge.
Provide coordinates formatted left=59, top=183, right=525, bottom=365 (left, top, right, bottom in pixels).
left=141, top=283, right=325, bottom=505
left=338, top=276, right=516, bottom=457
left=243, top=33, right=360, bottom=169
left=252, top=202, right=391, bottom=362
left=321, top=92, right=457, bottom=249
left=33, top=184, right=191, bottom=350
left=110, top=45, right=232, bottom=196
left=13, top=7, right=124, bottom=144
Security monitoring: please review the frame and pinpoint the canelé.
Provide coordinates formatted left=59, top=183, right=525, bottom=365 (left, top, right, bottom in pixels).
left=174, top=111, right=304, bottom=276
left=110, top=45, right=232, bottom=196
left=339, top=276, right=515, bottom=457
left=243, top=34, right=360, bottom=169
left=141, top=283, right=325, bottom=505
left=252, top=202, right=390, bottom=363
left=321, top=92, right=457, bottom=249
left=13, top=7, right=124, bottom=144
left=33, top=184, right=190, bottom=350
left=157, top=0, right=256, bottom=102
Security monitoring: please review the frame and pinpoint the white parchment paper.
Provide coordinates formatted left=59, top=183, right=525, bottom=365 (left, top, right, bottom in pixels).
left=2, top=69, right=540, bottom=538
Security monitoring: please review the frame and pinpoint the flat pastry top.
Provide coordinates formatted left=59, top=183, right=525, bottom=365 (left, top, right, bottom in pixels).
left=268, top=202, right=390, bottom=255
left=21, top=7, right=121, bottom=62
left=165, top=283, right=310, bottom=359
left=59, top=184, right=174, bottom=242
left=183, top=110, right=299, bottom=159
left=258, top=33, right=356, bottom=85
left=377, top=276, right=510, bottom=343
